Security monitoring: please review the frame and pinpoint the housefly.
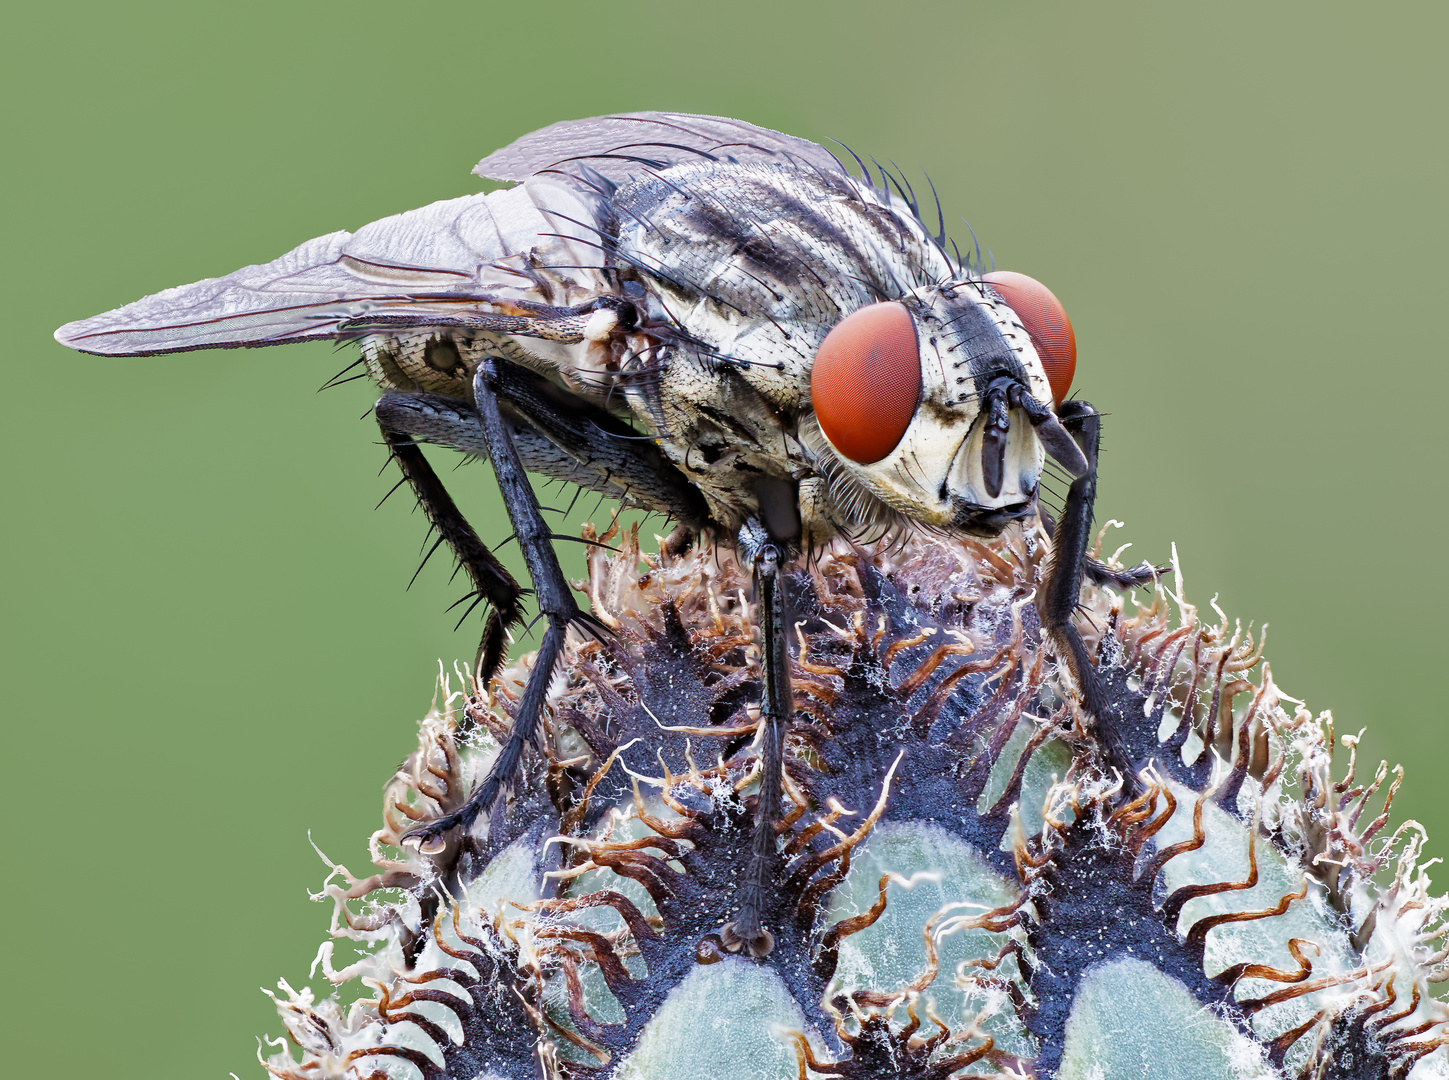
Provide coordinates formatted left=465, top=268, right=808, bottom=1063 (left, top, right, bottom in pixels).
left=54, top=112, right=1156, bottom=955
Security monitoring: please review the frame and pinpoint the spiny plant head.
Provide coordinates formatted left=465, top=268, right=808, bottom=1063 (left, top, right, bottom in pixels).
left=262, top=523, right=1449, bottom=1080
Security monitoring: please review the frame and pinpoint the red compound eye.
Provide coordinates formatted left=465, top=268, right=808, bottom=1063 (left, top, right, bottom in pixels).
left=983, top=271, right=1076, bottom=406
left=811, top=301, right=922, bottom=464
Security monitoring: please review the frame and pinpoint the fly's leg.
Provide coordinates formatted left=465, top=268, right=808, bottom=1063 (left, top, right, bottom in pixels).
left=1035, top=505, right=1162, bottom=591
left=400, top=358, right=596, bottom=851
left=720, top=520, right=794, bottom=958
left=1036, top=400, right=1140, bottom=789
left=1014, top=383, right=1163, bottom=593
left=375, top=368, right=715, bottom=853
left=374, top=359, right=711, bottom=535
left=375, top=426, right=525, bottom=702
left=1084, top=557, right=1162, bottom=590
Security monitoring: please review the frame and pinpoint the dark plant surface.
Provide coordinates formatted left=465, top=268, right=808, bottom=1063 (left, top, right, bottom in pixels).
left=263, top=529, right=1449, bottom=1078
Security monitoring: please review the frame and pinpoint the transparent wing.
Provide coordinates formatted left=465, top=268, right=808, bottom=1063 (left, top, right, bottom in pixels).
left=474, top=111, right=846, bottom=185
left=55, top=180, right=609, bottom=357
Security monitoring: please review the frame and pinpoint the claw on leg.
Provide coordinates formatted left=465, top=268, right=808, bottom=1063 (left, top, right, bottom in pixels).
left=1084, top=557, right=1165, bottom=591
left=721, top=710, right=786, bottom=957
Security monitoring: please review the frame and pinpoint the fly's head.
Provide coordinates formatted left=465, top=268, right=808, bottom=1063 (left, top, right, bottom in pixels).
left=807, top=272, right=1078, bottom=539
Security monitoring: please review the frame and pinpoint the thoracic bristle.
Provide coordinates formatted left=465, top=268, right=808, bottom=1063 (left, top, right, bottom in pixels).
left=262, top=525, right=1449, bottom=1080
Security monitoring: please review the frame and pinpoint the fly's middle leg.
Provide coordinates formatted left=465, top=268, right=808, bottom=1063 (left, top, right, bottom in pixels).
left=721, top=521, right=795, bottom=958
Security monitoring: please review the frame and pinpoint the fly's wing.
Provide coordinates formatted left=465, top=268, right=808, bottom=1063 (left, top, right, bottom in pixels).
left=54, top=179, right=609, bottom=357
left=55, top=113, right=841, bottom=357
left=475, top=111, right=846, bottom=185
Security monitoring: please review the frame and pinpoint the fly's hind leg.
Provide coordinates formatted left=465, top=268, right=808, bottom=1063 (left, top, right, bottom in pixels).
left=395, top=358, right=599, bottom=851
left=376, top=423, right=525, bottom=710
left=721, top=517, right=795, bottom=958
left=374, top=361, right=714, bottom=850
left=1036, top=401, right=1140, bottom=789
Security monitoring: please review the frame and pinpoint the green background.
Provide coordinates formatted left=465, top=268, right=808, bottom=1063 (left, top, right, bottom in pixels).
left=5, top=2, right=1446, bottom=1076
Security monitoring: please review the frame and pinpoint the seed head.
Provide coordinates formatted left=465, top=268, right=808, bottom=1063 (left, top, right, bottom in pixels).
left=261, top=523, right=1449, bottom=1079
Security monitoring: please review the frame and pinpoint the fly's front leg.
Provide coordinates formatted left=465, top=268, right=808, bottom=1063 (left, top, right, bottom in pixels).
left=1036, top=401, right=1139, bottom=788
left=1017, top=387, right=1162, bottom=591
left=721, top=520, right=793, bottom=958
left=401, top=358, right=589, bottom=852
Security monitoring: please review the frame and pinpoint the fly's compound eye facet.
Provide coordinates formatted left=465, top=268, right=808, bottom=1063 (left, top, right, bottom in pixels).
left=983, top=271, right=1076, bottom=407
left=810, top=301, right=922, bottom=464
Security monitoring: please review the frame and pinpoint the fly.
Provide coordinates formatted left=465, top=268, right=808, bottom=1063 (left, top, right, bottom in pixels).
left=54, top=112, right=1158, bottom=956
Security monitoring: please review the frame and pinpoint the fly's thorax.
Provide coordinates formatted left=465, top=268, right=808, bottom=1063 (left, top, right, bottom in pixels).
left=805, top=282, right=1054, bottom=536
left=609, top=158, right=964, bottom=532
left=614, top=160, right=955, bottom=412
